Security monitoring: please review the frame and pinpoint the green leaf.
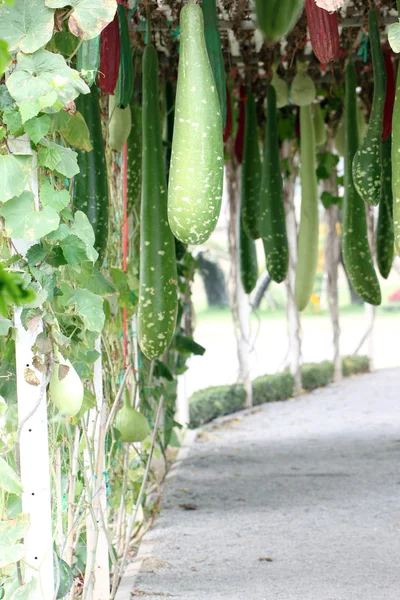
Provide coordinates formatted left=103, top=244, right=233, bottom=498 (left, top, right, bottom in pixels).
left=174, top=335, right=206, bottom=356
left=71, top=211, right=98, bottom=262
left=320, top=191, right=342, bottom=209
left=0, top=456, right=23, bottom=494
left=2, top=105, right=23, bottom=136
left=26, top=243, right=48, bottom=265
left=49, top=31, right=80, bottom=57
left=0, top=317, right=13, bottom=336
left=316, top=151, right=339, bottom=181
left=24, top=114, right=51, bottom=144
left=39, top=141, right=79, bottom=177
left=0, top=154, right=32, bottom=203
left=0, top=513, right=29, bottom=545
left=45, top=0, right=117, bottom=40
left=19, top=99, right=41, bottom=123
left=0, top=39, right=10, bottom=76
left=67, top=289, right=104, bottom=332
left=0, top=84, right=14, bottom=109
left=388, top=21, right=400, bottom=53
left=154, top=360, right=174, bottom=381
left=0, top=542, right=25, bottom=568
left=0, top=191, right=60, bottom=240
left=0, top=0, right=54, bottom=53
left=46, top=223, right=70, bottom=242
left=78, top=267, right=115, bottom=296
left=0, top=126, right=5, bottom=141
left=9, top=579, right=37, bottom=600
left=51, top=110, right=93, bottom=151
left=40, top=183, right=70, bottom=212
left=109, top=268, right=133, bottom=308
left=38, top=143, right=62, bottom=170
left=61, top=235, right=89, bottom=265
left=6, top=49, right=89, bottom=107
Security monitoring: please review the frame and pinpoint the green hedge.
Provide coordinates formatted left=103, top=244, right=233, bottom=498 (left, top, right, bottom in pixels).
left=188, top=355, right=370, bottom=428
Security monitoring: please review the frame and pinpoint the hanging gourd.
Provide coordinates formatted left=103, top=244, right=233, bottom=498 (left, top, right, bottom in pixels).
left=114, top=390, right=149, bottom=443
left=49, top=349, right=84, bottom=418
left=98, top=11, right=120, bottom=95
left=271, top=64, right=289, bottom=109
left=138, top=44, right=178, bottom=360
left=108, top=94, right=132, bottom=152
left=203, top=0, right=227, bottom=128
left=305, top=0, right=340, bottom=65
left=313, top=103, right=327, bottom=147
left=115, top=3, right=134, bottom=109
left=290, top=62, right=316, bottom=107
left=352, top=10, right=386, bottom=206
left=77, top=37, right=100, bottom=87
left=342, top=62, right=381, bottom=305
left=241, top=89, right=262, bottom=240
left=168, top=2, right=223, bottom=245
left=255, top=0, right=304, bottom=43
left=239, top=217, right=258, bottom=295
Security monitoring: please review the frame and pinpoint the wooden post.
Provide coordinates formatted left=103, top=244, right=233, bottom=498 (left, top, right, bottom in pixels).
left=11, top=136, right=54, bottom=599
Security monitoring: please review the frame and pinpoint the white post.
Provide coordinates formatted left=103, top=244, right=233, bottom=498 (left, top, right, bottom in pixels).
left=11, top=136, right=54, bottom=599
left=84, top=338, right=110, bottom=599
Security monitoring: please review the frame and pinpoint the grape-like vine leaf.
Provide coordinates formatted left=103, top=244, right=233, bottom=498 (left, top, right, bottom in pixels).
left=0, top=154, right=32, bottom=203
left=0, top=0, right=55, bottom=54
left=38, top=141, right=79, bottom=177
left=45, top=0, right=117, bottom=40
left=71, top=211, right=98, bottom=262
left=2, top=106, right=23, bottom=137
left=61, top=235, right=89, bottom=265
left=67, top=288, right=105, bottom=332
left=51, top=110, right=93, bottom=151
left=0, top=191, right=60, bottom=240
left=0, top=318, right=13, bottom=336
left=23, top=115, right=51, bottom=144
left=40, top=183, right=70, bottom=212
left=6, top=49, right=89, bottom=109
left=9, top=578, right=37, bottom=600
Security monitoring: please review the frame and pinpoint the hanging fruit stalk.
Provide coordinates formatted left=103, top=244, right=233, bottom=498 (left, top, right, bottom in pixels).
left=168, top=3, right=223, bottom=245
left=260, top=85, right=288, bottom=283
left=203, top=0, right=227, bottom=127
left=241, top=89, right=261, bottom=240
left=376, top=135, right=394, bottom=278
left=305, top=0, right=340, bottom=65
left=239, top=217, right=258, bottom=294
left=342, top=62, right=381, bottom=305
left=138, top=45, right=178, bottom=360
left=98, top=12, right=121, bottom=94
left=352, top=10, right=386, bottom=206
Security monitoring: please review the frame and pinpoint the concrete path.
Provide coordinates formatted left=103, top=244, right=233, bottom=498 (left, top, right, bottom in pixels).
left=128, top=370, right=400, bottom=599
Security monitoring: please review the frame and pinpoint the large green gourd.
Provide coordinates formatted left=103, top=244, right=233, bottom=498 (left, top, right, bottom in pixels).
left=202, top=0, right=227, bottom=127
left=294, top=104, right=319, bottom=311
left=138, top=45, right=178, bottom=360
left=168, top=3, right=223, bottom=245
left=241, top=89, right=261, bottom=240
left=260, top=85, right=288, bottom=284
left=376, top=135, right=394, bottom=278
left=73, top=85, right=109, bottom=265
left=255, top=0, right=304, bottom=43
left=392, top=64, right=400, bottom=255
left=342, top=63, right=381, bottom=305
left=352, top=10, right=386, bottom=206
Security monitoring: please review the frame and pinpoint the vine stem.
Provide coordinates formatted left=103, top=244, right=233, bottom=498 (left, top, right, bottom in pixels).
left=105, top=365, right=132, bottom=432
left=110, top=394, right=165, bottom=599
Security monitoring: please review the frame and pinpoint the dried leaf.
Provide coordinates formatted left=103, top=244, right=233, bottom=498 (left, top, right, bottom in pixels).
left=24, top=367, right=40, bottom=386
left=179, top=503, right=197, bottom=511
left=35, top=332, right=52, bottom=354
left=58, top=363, right=70, bottom=381
left=314, top=0, right=343, bottom=10
left=26, top=314, right=42, bottom=335
left=32, top=356, right=47, bottom=374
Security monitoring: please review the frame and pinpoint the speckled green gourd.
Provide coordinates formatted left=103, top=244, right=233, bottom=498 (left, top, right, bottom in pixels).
left=392, top=65, right=400, bottom=256
left=241, top=90, right=262, bottom=240
left=294, top=104, right=319, bottom=311
left=260, top=85, right=288, bottom=283
left=138, top=45, right=178, bottom=360
left=168, top=3, right=223, bottom=245
left=342, top=63, right=381, bottom=305
left=352, top=10, right=386, bottom=206
left=376, top=135, right=394, bottom=278
left=74, top=84, right=109, bottom=265
left=255, top=0, right=304, bottom=42
left=239, top=209, right=258, bottom=294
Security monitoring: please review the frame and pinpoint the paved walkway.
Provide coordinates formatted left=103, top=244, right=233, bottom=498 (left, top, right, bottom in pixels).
left=128, top=370, right=400, bottom=599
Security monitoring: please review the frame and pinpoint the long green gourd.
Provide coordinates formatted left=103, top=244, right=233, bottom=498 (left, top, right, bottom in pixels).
left=294, top=104, right=319, bottom=311
left=241, top=89, right=261, bottom=240
left=115, top=3, right=134, bottom=109
left=352, top=10, right=386, bottom=206
left=73, top=85, right=109, bottom=265
left=260, top=85, right=288, bottom=284
left=392, top=63, right=400, bottom=255
left=77, top=37, right=100, bottom=87
left=342, top=63, right=381, bottom=305
left=138, top=45, right=178, bottom=360
left=239, top=216, right=258, bottom=294
left=376, top=135, right=394, bottom=278
left=202, top=0, right=226, bottom=128
left=168, top=3, right=223, bottom=245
